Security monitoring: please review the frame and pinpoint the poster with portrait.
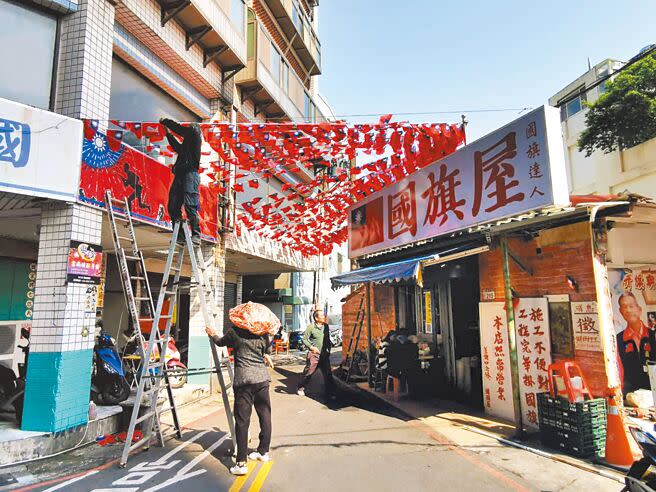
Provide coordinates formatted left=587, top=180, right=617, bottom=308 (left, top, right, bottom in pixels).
left=608, top=268, right=656, bottom=392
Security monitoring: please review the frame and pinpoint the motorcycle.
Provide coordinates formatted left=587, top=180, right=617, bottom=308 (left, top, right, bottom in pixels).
left=123, top=335, right=187, bottom=389
left=92, top=330, right=131, bottom=405
left=624, top=426, right=656, bottom=492
left=288, top=331, right=304, bottom=350
left=0, top=326, right=30, bottom=424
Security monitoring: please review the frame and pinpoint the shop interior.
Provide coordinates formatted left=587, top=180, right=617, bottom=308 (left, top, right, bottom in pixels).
left=374, top=255, right=482, bottom=408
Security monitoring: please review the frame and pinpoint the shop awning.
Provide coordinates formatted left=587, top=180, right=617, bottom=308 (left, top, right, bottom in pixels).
left=330, top=254, right=436, bottom=289
left=331, top=244, right=491, bottom=289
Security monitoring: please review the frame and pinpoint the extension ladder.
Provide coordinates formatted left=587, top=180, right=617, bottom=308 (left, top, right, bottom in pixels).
left=113, top=216, right=235, bottom=467
left=342, top=293, right=366, bottom=383
left=105, top=191, right=182, bottom=466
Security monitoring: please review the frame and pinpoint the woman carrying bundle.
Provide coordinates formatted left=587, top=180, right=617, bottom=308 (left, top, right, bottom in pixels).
left=205, top=302, right=277, bottom=475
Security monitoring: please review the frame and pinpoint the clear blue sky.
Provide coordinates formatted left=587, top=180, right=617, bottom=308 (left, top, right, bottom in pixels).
left=318, top=0, right=656, bottom=142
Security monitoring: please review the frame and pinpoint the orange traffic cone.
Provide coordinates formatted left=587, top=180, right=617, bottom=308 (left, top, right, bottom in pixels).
left=605, top=388, right=636, bottom=467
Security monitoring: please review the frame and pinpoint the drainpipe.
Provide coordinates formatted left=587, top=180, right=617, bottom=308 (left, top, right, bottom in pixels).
left=500, top=235, right=524, bottom=438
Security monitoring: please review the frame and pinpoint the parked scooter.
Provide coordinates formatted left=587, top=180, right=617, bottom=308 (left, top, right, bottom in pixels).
left=288, top=331, right=304, bottom=350
left=623, top=426, right=656, bottom=492
left=92, top=330, right=130, bottom=405
left=0, top=326, right=30, bottom=424
left=122, top=334, right=188, bottom=389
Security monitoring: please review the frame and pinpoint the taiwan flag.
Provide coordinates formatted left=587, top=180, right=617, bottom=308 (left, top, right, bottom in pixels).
left=350, top=197, right=384, bottom=252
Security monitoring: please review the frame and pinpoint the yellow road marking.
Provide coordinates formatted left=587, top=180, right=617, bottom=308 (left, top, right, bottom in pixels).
left=247, top=461, right=273, bottom=492
left=228, top=462, right=258, bottom=492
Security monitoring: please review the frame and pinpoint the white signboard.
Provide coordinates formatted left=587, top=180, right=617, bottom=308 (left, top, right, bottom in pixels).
left=514, top=298, right=551, bottom=429
left=571, top=301, right=602, bottom=352
left=0, top=97, right=82, bottom=201
left=348, top=105, right=569, bottom=258
left=479, top=302, right=515, bottom=422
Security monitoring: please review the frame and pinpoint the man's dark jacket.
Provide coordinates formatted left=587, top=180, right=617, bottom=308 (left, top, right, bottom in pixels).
left=161, top=118, right=202, bottom=175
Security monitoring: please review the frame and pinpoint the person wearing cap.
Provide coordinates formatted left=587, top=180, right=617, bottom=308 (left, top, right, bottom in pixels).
left=297, top=310, right=336, bottom=399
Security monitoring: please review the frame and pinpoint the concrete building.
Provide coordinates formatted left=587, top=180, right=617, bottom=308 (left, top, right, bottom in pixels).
left=0, top=0, right=329, bottom=435
left=548, top=58, right=656, bottom=198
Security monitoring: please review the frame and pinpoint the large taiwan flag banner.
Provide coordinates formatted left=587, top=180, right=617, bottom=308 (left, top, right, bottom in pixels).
left=78, top=124, right=218, bottom=241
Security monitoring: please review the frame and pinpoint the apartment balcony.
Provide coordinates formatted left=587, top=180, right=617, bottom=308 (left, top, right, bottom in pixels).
left=261, top=0, right=321, bottom=75
left=236, top=20, right=305, bottom=121
left=158, top=0, right=248, bottom=74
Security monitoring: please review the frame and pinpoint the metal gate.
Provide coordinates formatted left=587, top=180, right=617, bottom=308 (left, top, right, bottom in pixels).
left=223, top=282, right=237, bottom=332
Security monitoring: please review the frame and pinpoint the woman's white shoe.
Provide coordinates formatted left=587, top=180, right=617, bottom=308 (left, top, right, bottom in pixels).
left=230, top=462, right=249, bottom=475
left=248, top=452, right=271, bottom=462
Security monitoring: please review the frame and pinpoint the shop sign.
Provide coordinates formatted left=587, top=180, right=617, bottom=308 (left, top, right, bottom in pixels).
left=481, top=289, right=496, bottom=301
left=514, top=297, right=551, bottom=429
left=96, top=254, right=108, bottom=310
left=571, top=301, right=601, bottom=352
left=348, top=105, right=568, bottom=258
left=0, top=97, right=82, bottom=201
left=423, top=291, right=432, bottom=333
left=479, top=302, right=515, bottom=422
left=66, top=241, right=103, bottom=285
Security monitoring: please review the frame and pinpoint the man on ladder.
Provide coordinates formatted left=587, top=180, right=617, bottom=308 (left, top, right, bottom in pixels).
left=112, top=116, right=237, bottom=468
left=160, top=117, right=202, bottom=245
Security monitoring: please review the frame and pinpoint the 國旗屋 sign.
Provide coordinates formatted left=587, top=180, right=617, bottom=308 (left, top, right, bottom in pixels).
left=348, top=105, right=569, bottom=258
left=0, top=97, right=83, bottom=201
left=479, top=302, right=515, bottom=422
left=67, top=241, right=103, bottom=285
left=514, top=298, right=551, bottom=429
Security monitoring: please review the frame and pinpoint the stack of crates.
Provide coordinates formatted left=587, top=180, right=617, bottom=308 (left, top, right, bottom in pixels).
left=537, top=392, right=607, bottom=458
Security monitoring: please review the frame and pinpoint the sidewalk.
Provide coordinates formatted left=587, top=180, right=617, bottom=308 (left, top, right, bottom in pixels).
left=333, top=376, right=625, bottom=487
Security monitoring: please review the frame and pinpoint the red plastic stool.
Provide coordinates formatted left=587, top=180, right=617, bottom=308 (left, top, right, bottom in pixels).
left=547, top=360, right=593, bottom=402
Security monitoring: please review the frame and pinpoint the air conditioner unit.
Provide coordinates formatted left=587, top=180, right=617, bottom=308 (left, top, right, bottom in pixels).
left=0, top=321, right=30, bottom=374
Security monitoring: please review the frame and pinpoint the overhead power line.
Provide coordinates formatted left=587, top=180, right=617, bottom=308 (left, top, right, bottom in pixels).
left=262, top=107, right=533, bottom=122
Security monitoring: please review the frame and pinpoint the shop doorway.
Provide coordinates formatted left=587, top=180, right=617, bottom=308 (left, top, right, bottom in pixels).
left=424, top=256, right=482, bottom=407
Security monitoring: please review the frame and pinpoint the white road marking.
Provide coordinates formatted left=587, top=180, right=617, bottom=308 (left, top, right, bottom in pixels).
left=89, top=489, right=138, bottom=492
left=142, top=434, right=229, bottom=492
left=152, top=429, right=211, bottom=465
left=42, top=470, right=99, bottom=491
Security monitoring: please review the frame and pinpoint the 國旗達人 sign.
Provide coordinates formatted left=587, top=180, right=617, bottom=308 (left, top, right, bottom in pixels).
left=347, top=105, right=569, bottom=258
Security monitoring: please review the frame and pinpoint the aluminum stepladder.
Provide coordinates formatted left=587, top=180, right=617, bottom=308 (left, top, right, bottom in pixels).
left=104, top=190, right=182, bottom=468
left=118, top=219, right=236, bottom=467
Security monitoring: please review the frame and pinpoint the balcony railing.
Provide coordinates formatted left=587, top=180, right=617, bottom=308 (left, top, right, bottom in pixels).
left=237, top=18, right=324, bottom=123
left=261, top=0, right=321, bottom=75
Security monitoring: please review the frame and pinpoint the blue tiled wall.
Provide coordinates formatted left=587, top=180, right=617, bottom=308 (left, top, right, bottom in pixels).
left=188, top=335, right=210, bottom=384
left=22, top=349, right=93, bottom=432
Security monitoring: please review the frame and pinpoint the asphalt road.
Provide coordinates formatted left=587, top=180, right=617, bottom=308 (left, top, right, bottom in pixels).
left=14, top=360, right=622, bottom=492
